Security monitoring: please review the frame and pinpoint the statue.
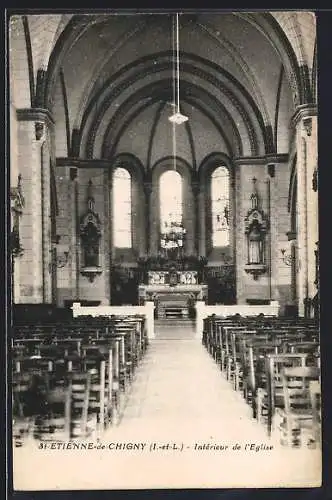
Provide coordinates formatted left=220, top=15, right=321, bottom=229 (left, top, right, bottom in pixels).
left=79, top=180, right=102, bottom=269
left=248, top=221, right=263, bottom=264
left=244, top=178, right=268, bottom=278
left=81, top=221, right=100, bottom=267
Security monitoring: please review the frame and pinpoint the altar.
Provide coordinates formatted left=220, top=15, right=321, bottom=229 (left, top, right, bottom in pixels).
left=139, top=270, right=207, bottom=319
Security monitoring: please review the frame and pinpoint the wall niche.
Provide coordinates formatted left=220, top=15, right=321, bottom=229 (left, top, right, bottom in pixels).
left=79, top=180, right=102, bottom=282
left=244, top=177, right=268, bottom=280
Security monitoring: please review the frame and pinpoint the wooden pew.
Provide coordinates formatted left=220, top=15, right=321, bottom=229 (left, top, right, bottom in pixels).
left=256, top=353, right=309, bottom=436
left=275, top=366, right=320, bottom=447
left=12, top=313, right=148, bottom=444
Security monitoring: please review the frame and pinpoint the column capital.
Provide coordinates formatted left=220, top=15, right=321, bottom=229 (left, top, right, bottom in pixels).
left=143, top=182, right=153, bottom=196
left=16, top=107, right=54, bottom=123
left=16, top=107, right=54, bottom=142
left=290, top=103, right=317, bottom=132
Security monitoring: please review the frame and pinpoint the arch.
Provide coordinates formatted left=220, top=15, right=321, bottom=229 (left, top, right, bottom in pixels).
left=198, top=152, right=235, bottom=183
left=104, top=92, right=234, bottom=165
left=111, top=152, right=145, bottom=181
left=237, top=12, right=305, bottom=105
left=198, top=152, right=236, bottom=259
left=94, top=77, right=248, bottom=160
left=150, top=156, right=194, bottom=255
left=77, top=52, right=271, bottom=140
left=151, top=155, right=192, bottom=177
left=44, top=14, right=110, bottom=108
left=44, top=12, right=308, bottom=120
left=68, top=19, right=273, bottom=130
left=196, top=20, right=271, bottom=126
left=72, top=20, right=147, bottom=129
left=83, top=55, right=264, bottom=157
left=110, top=153, right=145, bottom=259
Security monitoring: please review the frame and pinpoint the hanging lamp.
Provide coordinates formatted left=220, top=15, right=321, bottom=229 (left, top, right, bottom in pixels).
left=169, top=13, right=188, bottom=172
left=169, top=13, right=188, bottom=126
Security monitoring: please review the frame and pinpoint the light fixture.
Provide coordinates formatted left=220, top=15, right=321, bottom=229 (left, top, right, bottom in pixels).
left=280, top=248, right=300, bottom=270
left=169, top=13, right=188, bottom=128
left=49, top=242, right=71, bottom=270
left=55, top=250, right=70, bottom=268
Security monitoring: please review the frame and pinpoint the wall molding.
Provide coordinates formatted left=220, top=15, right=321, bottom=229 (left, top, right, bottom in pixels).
left=16, top=108, right=54, bottom=127
left=290, top=103, right=318, bottom=130
left=56, top=154, right=290, bottom=170
left=233, top=153, right=289, bottom=165
left=56, top=157, right=112, bottom=169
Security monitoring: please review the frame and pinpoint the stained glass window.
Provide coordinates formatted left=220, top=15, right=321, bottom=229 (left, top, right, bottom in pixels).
left=113, top=167, right=132, bottom=248
left=211, top=166, right=230, bottom=247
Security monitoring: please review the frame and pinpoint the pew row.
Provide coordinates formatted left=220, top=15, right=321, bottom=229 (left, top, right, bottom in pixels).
left=195, top=300, right=280, bottom=339
left=202, top=314, right=321, bottom=449
left=71, top=302, right=155, bottom=339
left=12, top=313, right=148, bottom=445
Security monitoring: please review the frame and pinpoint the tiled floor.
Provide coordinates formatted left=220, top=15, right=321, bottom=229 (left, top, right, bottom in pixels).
left=13, top=320, right=321, bottom=490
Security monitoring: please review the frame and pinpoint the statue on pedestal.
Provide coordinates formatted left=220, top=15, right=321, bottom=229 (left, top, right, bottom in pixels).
left=244, top=178, right=269, bottom=279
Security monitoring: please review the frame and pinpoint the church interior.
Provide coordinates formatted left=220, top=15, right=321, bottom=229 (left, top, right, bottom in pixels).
left=9, top=12, right=321, bottom=489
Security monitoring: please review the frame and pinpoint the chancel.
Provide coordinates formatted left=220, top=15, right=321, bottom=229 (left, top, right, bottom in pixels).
left=9, top=11, right=322, bottom=486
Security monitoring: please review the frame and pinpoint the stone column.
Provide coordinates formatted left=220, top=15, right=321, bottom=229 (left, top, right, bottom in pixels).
left=296, top=133, right=308, bottom=317
left=198, top=184, right=206, bottom=257
left=40, top=140, right=52, bottom=303
left=15, top=109, right=53, bottom=303
left=69, top=167, right=79, bottom=300
left=233, top=159, right=246, bottom=305
left=292, top=105, right=318, bottom=316
left=103, top=169, right=111, bottom=304
left=305, top=116, right=318, bottom=304
left=192, top=180, right=200, bottom=256
left=143, top=181, right=152, bottom=255
left=109, top=171, right=115, bottom=262
left=149, top=175, right=159, bottom=257
left=265, top=157, right=290, bottom=313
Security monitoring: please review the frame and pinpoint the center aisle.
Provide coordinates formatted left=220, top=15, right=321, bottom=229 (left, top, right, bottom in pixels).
left=113, top=320, right=268, bottom=436
left=13, top=320, right=321, bottom=490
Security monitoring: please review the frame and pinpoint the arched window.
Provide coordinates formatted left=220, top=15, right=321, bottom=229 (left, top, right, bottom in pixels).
left=113, top=167, right=132, bottom=248
left=211, top=166, right=230, bottom=247
left=159, top=170, right=185, bottom=252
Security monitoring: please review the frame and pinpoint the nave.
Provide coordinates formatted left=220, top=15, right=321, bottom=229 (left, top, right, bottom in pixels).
left=9, top=11, right=320, bottom=491
left=13, top=317, right=321, bottom=490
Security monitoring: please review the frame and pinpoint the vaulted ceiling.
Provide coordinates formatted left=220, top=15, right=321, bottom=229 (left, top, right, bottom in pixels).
left=9, top=12, right=317, bottom=166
